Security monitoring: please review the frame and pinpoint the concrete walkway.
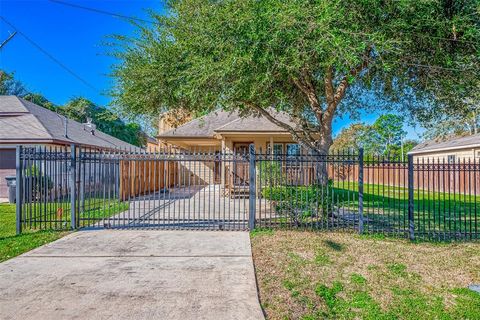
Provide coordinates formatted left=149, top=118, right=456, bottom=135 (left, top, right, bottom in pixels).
left=0, top=230, right=264, bottom=320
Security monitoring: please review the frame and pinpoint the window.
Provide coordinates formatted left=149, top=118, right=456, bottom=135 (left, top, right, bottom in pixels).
left=274, top=144, right=283, bottom=155
left=476, top=150, right=480, bottom=159
left=267, top=142, right=300, bottom=156
left=286, top=144, right=301, bottom=156
left=447, top=155, right=456, bottom=163
left=267, top=143, right=285, bottom=155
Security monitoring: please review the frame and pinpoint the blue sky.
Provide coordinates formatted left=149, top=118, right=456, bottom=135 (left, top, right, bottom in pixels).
left=0, top=0, right=423, bottom=139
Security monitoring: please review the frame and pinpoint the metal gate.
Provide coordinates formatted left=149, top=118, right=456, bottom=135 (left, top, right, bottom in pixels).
left=15, top=144, right=361, bottom=233
left=14, top=144, right=480, bottom=240
left=15, top=145, right=255, bottom=231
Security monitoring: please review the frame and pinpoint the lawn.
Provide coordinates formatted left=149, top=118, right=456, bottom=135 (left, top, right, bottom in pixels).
left=0, top=203, right=68, bottom=262
left=261, top=182, right=480, bottom=238
left=251, top=230, right=480, bottom=320
left=334, top=181, right=480, bottom=237
left=19, top=197, right=129, bottom=230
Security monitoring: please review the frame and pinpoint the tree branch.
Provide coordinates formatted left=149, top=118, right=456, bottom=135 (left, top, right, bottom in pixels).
left=244, top=102, right=317, bottom=150
left=327, top=47, right=372, bottom=117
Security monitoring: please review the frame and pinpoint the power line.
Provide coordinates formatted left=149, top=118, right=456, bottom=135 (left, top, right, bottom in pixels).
left=0, top=31, right=17, bottom=49
left=0, top=16, right=99, bottom=92
left=48, top=0, right=158, bottom=25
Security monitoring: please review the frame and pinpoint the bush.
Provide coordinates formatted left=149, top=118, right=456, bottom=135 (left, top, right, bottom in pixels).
left=261, top=180, right=334, bottom=225
left=24, top=165, right=53, bottom=200
left=258, top=161, right=286, bottom=186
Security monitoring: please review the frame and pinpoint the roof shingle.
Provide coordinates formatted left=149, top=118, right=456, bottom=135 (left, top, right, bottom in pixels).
left=410, top=134, right=480, bottom=154
left=157, top=109, right=297, bottom=138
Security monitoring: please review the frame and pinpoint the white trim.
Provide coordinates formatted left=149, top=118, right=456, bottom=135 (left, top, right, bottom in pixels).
left=408, top=143, right=480, bottom=155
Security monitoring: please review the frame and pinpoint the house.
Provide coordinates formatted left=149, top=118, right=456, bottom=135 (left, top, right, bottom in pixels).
left=157, top=109, right=307, bottom=194
left=0, top=95, right=137, bottom=201
left=146, top=136, right=159, bottom=151
left=409, top=133, right=480, bottom=162
left=157, top=109, right=301, bottom=155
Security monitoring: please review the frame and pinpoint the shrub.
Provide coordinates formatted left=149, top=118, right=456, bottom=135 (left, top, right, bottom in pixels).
left=258, top=161, right=286, bottom=186
left=24, top=165, right=54, bottom=200
left=261, top=180, right=334, bottom=225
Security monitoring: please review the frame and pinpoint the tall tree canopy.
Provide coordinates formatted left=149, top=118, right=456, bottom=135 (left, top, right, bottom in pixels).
left=112, top=0, right=480, bottom=154
left=332, top=114, right=416, bottom=158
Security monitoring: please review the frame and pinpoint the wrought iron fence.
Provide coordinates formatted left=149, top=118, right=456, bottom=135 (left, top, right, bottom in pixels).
left=14, top=144, right=480, bottom=241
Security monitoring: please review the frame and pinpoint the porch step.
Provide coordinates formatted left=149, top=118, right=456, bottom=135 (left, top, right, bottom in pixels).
left=225, top=185, right=250, bottom=198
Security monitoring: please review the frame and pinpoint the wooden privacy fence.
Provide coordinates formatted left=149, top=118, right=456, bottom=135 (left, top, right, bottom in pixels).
left=329, top=163, right=480, bottom=195
left=119, top=159, right=177, bottom=200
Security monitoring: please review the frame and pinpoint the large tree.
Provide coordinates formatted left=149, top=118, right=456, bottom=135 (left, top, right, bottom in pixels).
left=414, top=67, right=480, bottom=140
left=332, top=114, right=416, bottom=158
left=61, top=97, right=147, bottom=146
left=112, top=0, right=479, bottom=155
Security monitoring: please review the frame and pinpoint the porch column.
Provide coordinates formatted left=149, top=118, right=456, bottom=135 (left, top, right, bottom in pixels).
left=221, top=138, right=226, bottom=187
left=270, top=136, right=274, bottom=159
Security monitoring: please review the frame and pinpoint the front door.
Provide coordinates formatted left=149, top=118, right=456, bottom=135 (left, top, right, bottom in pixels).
left=233, top=143, right=252, bottom=185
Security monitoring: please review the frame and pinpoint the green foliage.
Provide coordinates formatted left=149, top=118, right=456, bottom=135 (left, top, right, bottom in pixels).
left=111, top=0, right=479, bottom=152
left=25, top=165, right=53, bottom=198
left=262, top=182, right=334, bottom=225
left=333, top=114, right=417, bottom=158
left=350, top=273, right=367, bottom=285
left=258, top=161, right=286, bottom=186
left=314, top=250, right=331, bottom=266
left=59, top=97, right=147, bottom=147
left=0, top=204, right=67, bottom=262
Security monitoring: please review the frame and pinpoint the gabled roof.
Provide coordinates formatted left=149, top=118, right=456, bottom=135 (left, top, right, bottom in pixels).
left=0, top=96, right=137, bottom=149
left=157, top=109, right=297, bottom=139
left=409, top=133, right=480, bottom=154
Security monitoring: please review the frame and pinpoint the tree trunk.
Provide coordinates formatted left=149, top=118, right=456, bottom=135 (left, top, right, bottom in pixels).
left=314, top=134, right=333, bottom=187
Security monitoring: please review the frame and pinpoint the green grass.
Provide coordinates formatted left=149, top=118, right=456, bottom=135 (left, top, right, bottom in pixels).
left=0, top=203, right=68, bottom=262
left=252, top=230, right=480, bottom=320
left=333, top=181, right=480, bottom=236
left=20, top=197, right=129, bottom=230
left=261, top=182, right=480, bottom=238
left=1, top=198, right=128, bottom=262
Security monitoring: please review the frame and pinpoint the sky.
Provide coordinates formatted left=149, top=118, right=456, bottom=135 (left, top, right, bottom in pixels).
left=0, top=0, right=423, bottom=139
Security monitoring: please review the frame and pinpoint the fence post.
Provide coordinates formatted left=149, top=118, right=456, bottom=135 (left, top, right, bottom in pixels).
left=16, top=145, right=22, bottom=235
left=70, top=144, right=77, bottom=230
left=358, top=148, right=364, bottom=234
left=248, top=144, right=256, bottom=230
left=407, top=154, right=415, bottom=240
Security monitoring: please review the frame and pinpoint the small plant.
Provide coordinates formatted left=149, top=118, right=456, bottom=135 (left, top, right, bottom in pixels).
left=261, top=180, right=334, bottom=226
left=24, top=165, right=54, bottom=200
left=258, top=161, right=286, bottom=186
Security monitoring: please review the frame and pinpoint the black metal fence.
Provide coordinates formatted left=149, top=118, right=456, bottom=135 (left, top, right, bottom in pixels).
left=14, top=145, right=480, bottom=241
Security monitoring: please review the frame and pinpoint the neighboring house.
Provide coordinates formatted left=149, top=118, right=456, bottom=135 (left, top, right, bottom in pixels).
left=146, top=136, right=159, bottom=151
left=0, top=95, right=137, bottom=200
left=409, top=133, right=480, bottom=162
left=157, top=109, right=304, bottom=193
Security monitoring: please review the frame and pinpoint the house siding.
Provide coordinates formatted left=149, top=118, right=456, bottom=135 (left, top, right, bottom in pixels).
left=412, top=147, right=479, bottom=162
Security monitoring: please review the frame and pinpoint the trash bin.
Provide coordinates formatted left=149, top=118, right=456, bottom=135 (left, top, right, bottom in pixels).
left=5, top=176, right=16, bottom=204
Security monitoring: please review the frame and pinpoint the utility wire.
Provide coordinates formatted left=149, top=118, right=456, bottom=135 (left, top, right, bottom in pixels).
left=49, top=0, right=158, bottom=25
left=0, top=31, right=17, bottom=49
left=0, top=16, right=99, bottom=92
left=49, top=0, right=477, bottom=46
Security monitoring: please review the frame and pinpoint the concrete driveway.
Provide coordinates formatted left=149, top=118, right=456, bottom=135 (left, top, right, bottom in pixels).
left=0, top=230, right=264, bottom=320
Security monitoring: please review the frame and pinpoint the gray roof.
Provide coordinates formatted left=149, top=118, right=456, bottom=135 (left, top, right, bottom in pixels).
left=0, top=96, right=137, bottom=149
left=409, top=133, right=480, bottom=154
left=158, top=109, right=297, bottom=138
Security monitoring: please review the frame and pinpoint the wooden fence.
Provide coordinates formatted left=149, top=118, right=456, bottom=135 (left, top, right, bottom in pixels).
left=119, top=160, right=177, bottom=200
left=329, top=163, right=480, bottom=195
